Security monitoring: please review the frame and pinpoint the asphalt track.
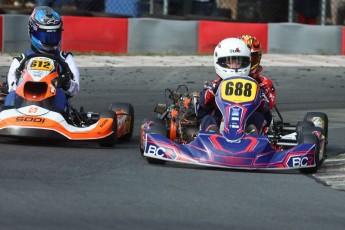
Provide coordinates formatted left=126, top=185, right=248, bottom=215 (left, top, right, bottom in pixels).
left=0, top=56, right=345, bottom=230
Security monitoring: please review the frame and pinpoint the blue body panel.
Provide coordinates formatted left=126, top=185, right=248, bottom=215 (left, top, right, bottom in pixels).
left=144, top=132, right=316, bottom=169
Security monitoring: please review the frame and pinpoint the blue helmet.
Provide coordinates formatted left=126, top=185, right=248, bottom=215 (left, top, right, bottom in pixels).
left=28, top=6, right=63, bottom=53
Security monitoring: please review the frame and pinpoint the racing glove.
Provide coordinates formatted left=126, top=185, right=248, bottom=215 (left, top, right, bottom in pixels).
left=202, top=88, right=215, bottom=107
left=259, top=78, right=276, bottom=110
left=55, top=74, right=71, bottom=91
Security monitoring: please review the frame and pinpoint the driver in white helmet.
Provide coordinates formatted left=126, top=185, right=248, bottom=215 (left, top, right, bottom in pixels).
left=5, top=6, right=79, bottom=111
left=198, top=37, right=270, bottom=134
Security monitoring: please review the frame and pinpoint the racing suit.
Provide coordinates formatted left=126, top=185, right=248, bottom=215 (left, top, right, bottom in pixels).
left=5, top=46, right=80, bottom=111
left=197, top=65, right=276, bottom=134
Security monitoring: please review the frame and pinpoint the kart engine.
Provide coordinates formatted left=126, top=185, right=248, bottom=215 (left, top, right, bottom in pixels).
left=155, top=87, right=200, bottom=144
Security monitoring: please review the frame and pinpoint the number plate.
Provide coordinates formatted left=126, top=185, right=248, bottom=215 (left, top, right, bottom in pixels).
left=27, top=57, right=54, bottom=71
left=221, top=78, right=257, bottom=103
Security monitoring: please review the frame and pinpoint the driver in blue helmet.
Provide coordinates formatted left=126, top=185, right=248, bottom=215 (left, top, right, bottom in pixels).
left=5, top=6, right=80, bottom=109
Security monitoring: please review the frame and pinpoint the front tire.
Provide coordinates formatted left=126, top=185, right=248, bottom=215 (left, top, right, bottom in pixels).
left=303, top=112, right=328, bottom=157
left=303, top=112, right=328, bottom=139
left=298, top=133, right=320, bottom=174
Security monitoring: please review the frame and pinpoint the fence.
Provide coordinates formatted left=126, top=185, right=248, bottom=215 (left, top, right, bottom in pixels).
left=0, top=0, right=344, bottom=25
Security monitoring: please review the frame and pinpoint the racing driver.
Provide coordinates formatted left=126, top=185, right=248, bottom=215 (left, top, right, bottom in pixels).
left=5, top=6, right=80, bottom=111
left=197, top=36, right=276, bottom=135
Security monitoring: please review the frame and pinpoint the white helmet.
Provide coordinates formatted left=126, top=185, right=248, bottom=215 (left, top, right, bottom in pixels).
left=214, top=38, right=251, bottom=79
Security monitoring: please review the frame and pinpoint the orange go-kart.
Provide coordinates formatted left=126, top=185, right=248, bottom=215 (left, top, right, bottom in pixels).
left=0, top=54, right=134, bottom=147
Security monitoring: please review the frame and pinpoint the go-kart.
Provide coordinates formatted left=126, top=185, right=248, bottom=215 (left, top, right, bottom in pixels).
left=140, top=76, right=328, bottom=173
left=0, top=54, right=134, bottom=147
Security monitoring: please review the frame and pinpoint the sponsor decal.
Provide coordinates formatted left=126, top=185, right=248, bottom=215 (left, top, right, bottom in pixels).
left=46, top=19, right=59, bottom=25
left=145, top=143, right=178, bottom=159
left=28, top=107, right=38, bottom=113
left=16, top=117, right=45, bottom=123
left=229, top=47, right=241, bottom=53
left=146, top=144, right=166, bottom=157
left=226, top=106, right=242, bottom=131
left=231, top=107, right=240, bottom=116
left=99, top=119, right=108, bottom=128
left=287, top=156, right=313, bottom=167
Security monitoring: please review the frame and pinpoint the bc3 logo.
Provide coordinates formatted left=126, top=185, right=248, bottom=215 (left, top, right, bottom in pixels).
left=146, top=144, right=166, bottom=157
left=287, top=156, right=312, bottom=167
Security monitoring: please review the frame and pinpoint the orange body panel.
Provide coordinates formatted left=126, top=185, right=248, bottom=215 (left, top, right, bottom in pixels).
left=0, top=116, right=114, bottom=140
left=16, top=62, right=59, bottom=101
left=170, top=109, right=179, bottom=141
left=16, top=57, right=59, bottom=101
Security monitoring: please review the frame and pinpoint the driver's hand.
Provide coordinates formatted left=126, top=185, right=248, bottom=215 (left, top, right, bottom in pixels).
left=54, top=74, right=71, bottom=91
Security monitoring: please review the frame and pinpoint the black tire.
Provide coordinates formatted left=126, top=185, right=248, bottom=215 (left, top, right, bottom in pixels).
left=110, top=103, right=134, bottom=141
left=303, top=112, right=328, bottom=143
left=140, top=117, right=167, bottom=165
left=98, top=110, right=117, bottom=147
left=303, top=112, right=328, bottom=158
left=300, top=125, right=326, bottom=164
left=298, top=133, right=320, bottom=174
left=296, top=120, right=314, bottom=136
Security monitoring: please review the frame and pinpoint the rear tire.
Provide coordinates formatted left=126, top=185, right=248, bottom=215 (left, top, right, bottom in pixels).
left=303, top=112, right=328, bottom=154
left=110, top=103, right=134, bottom=141
left=98, top=110, right=117, bottom=147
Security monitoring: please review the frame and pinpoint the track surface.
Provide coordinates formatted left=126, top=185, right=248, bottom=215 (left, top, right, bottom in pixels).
left=0, top=64, right=345, bottom=230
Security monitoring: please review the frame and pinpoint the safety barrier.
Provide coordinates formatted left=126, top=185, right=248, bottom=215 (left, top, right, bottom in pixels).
left=198, top=21, right=268, bottom=54
left=1, top=15, right=344, bottom=55
left=62, top=16, right=128, bottom=53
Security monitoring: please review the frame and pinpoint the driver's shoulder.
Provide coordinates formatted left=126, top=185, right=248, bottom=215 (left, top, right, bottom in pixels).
left=58, top=51, right=73, bottom=60
left=13, top=50, right=35, bottom=63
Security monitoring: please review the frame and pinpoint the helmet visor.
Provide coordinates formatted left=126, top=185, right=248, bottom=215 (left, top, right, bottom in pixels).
left=217, top=56, right=251, bottom=69
left=31, top=29, right=62, bottom=46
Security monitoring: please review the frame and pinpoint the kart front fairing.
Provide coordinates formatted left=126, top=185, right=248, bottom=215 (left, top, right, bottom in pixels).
left=215, top=76, right=262, bottom=142
left=144, top=131, right=316, bottom=169
left=143, top=76, right=317, bottom=170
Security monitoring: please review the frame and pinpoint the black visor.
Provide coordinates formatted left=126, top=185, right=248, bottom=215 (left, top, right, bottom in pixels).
left=217, top=56, right=251, bottom=69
